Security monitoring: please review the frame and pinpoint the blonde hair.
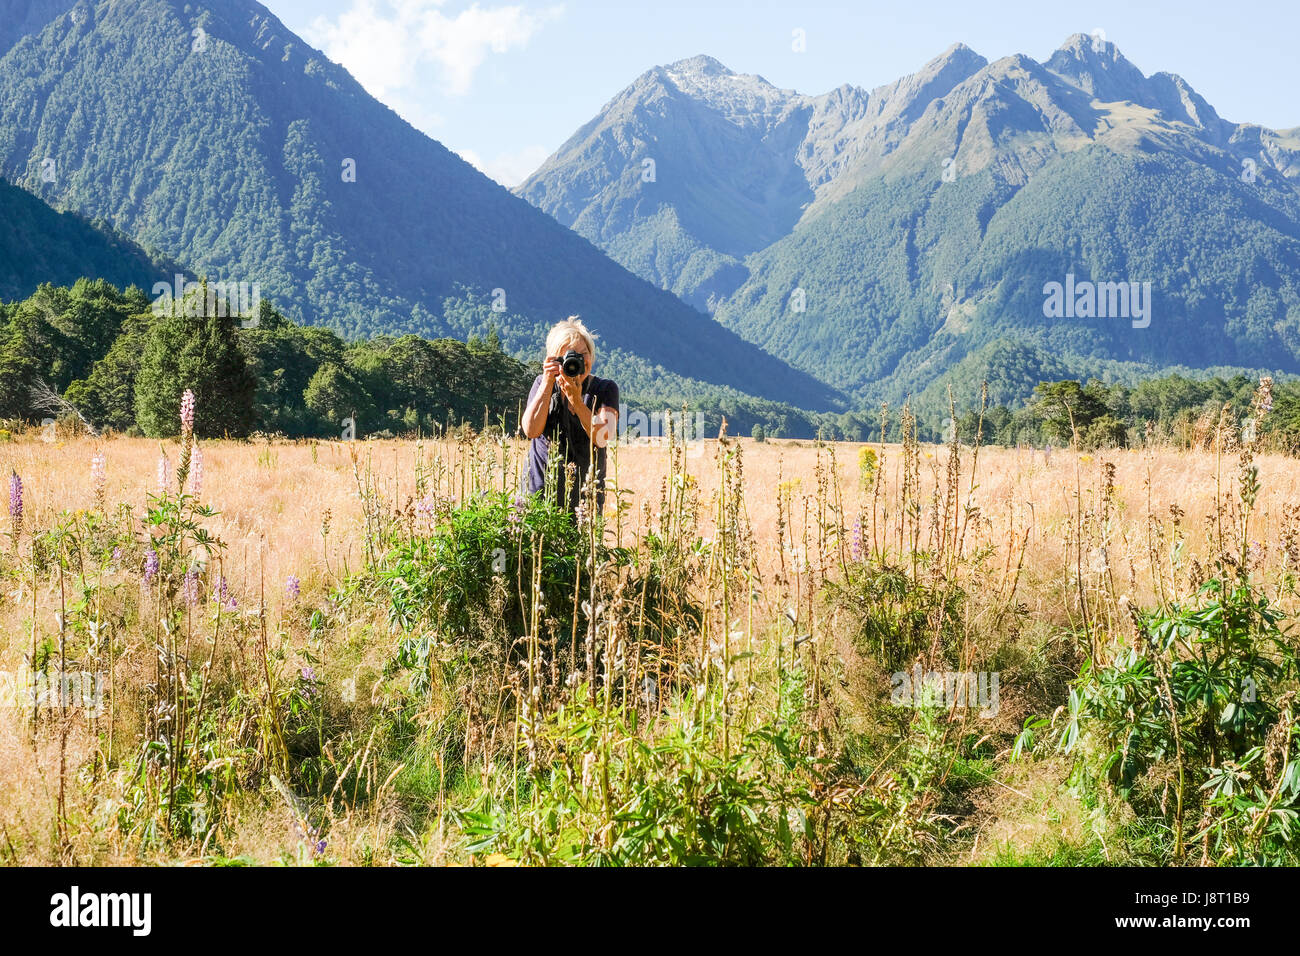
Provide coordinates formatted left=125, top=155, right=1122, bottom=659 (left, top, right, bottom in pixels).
left=545, top=316, right=597, bottom=368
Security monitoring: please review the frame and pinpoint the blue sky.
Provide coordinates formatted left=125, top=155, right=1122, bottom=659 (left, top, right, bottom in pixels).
left=267, top=0, right=1300, bottom=187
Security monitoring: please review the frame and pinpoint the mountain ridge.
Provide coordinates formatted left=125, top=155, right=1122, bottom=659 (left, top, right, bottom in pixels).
left=0, top=0, right=841, bottom=412
left=518, top=34, right=1300, bottom=403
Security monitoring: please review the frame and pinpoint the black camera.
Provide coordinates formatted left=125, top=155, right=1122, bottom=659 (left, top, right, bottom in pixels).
left=560, top=349, right=585, bottom=378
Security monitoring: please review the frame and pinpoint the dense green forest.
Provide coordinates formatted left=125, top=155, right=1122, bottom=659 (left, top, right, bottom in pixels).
left=0, top=175, right=180, bottom=302
left=0, top=280, right=536, bottom=439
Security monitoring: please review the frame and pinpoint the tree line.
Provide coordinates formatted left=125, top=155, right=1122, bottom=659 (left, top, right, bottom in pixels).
left=789, top=375, right=1299, bottom=451
left=3, top=279, right=1296, bottom=451
left=0, top=280, right=535, bottom=439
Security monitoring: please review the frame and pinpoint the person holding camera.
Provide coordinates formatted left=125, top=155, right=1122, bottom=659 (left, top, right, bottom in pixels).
left=522, top=316, right=620, bottom=515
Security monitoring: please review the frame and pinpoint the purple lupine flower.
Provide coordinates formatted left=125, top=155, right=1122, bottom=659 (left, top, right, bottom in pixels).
left=314, top=839, right=327, bottom=855
left=190, top=444, right=203, bottom=498
left=300, top=665, right=319, bottom=698
left=180, top=389, right=196, bottom=436
left=212, top=576, right=236, bottom=611
left=509, top=494, right=527, bottom=526
left=182, top=568, right=200, bottom=607
left=8, top=471, right=22, bottom=524
left=851, top=514, right=863, bottom=562
left=156, top=454, right=170, bottom=494
left=285, top=574, right=300, bottom=602
left=143, top=548, right=159, bottom=584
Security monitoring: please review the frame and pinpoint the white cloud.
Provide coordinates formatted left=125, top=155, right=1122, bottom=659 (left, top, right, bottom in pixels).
left=454, top=144, right=551, bottom=187
left=307, top=0, right=563, bottom=99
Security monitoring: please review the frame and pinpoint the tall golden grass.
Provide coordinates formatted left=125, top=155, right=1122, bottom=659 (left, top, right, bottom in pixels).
left=0, top=424, right=1296, bottom=864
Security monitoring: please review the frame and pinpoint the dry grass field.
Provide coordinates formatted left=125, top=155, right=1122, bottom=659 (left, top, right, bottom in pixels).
left=5, top=433, right=1297, bottom=606
left=1, top=422, right=1297, bottom=865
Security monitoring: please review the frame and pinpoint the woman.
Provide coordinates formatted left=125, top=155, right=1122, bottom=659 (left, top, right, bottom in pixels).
left=521, top=316, right=619, bottom=515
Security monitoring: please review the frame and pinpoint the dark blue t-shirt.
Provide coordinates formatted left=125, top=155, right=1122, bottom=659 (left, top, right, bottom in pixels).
left=524, top=373, right=619, bottom=513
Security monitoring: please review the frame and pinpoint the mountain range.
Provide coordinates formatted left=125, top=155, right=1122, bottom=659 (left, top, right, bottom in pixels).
left=3, top=2, right=1298, bottom=429
left=519, top=36, right=1300, bottom=410
left=0, top=0, right=838, bottom=416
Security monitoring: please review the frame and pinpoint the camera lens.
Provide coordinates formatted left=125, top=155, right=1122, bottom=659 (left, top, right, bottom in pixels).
left=561, top=349, right=584, bottom=378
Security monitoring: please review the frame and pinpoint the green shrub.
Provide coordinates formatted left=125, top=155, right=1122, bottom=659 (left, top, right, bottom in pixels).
left=1062, top=574, right=1300, bottom=864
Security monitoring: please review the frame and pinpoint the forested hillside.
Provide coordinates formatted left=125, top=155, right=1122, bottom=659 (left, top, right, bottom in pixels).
left=0, top=175, right=179, bottom=302
left=0, top=0, right=838, bottom=412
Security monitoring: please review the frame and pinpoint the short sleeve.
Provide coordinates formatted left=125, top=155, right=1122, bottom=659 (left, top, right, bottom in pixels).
left=597, top=378, right=619, bottom=415
left=526, top=374, right=557, bottom=434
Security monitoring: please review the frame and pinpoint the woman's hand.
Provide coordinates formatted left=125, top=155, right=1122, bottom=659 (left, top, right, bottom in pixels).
left=557, top=371, right=584, bottom=413
left=542, top=356, right=562, bottom=388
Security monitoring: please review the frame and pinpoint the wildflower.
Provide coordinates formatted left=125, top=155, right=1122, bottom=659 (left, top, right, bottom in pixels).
left=91, top=451, right=106, bottom=488
left=180, top=388, right=196, bottom=436
left=8, top=471, right=22, bottom=527
left=190, top=444, right=203, bottom=498
left=851, top=513, right=863, bottom=561
left=1258, top=377, right=1274, bottom=415
left=508, top=494, right=527, bottom=526
left=212, top=576, right=236, bottom=611
left=143, top=548, right=159, bottom=584
left=286, top=574, right=300, bottom=602
left=858, top=446, right=878, bottom=486
left=156, top=454, right=170, bottom=494
left=181, top=569, right=200, bottom=607
left=294, top=820, right=327, bottom=855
